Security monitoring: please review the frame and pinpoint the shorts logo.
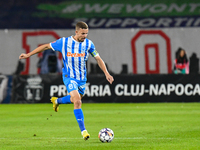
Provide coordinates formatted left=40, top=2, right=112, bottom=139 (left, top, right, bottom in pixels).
left=68, top=84, right=73, bottom=89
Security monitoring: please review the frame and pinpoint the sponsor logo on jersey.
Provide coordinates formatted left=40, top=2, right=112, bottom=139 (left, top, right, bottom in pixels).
left=67, top=52, right=85, bottom=57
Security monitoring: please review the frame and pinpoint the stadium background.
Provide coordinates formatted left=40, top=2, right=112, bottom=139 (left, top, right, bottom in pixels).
left=1, top=0, right=200, bottom=103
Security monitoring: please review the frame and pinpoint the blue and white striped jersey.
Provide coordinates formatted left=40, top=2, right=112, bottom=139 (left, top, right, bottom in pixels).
left=50, top=36, right=99, bottom=81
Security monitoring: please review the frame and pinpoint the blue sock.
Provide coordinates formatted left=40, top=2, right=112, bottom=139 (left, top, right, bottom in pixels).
left=57, top=95, right=72, bottom=104
left=74, top=109, right=86, bottom=132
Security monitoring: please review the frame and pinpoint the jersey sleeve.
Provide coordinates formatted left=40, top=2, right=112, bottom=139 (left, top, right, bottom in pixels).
left=88, top=41, right=99, bottom=57
left=50, top=38, right=63, bottom=53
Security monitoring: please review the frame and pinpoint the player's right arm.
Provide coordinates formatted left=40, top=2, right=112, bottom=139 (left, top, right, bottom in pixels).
left=19, top=43, right=51, bottom=59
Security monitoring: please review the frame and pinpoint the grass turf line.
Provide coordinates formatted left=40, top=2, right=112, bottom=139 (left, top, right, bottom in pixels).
left=0, top=103, right=200, bottom=150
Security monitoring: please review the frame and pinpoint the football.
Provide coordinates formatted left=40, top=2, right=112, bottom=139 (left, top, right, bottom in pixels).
left=98, top=128, right=114, bottom=143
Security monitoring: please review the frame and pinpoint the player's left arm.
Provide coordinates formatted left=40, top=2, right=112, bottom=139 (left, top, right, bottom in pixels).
left=94, top=55, right=114, bottom=84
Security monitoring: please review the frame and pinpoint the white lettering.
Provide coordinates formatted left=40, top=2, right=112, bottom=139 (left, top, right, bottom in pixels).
left=62, top=4, right=82, bottom=13
left=90, top=85, right=99, bottom=96
left=105, top=19, right=122, bottom=27
left=174, top=18, right=188, bottom=26
left=126, top=4, right=150, bottom=13
left=185, top=84, right=193, bottom=96
left=175, top=84, right=184, bottom=95
left=149, top=84, right=158, bottom=95
left=149, top=4, right=167, bottom=13
left=88, top=19, right=106, bottom=27
left=186, top=18, right=195, bottom=26
left=194, top=18, right=200, bottom=26
left=85, top=4, right=109, bottom=13
left=124, top=84, right=130, bottom=96
left=50, top=85, right=66, bottom=96
left=139, top=85, right=145, bottom=96
left=72, top=18, right=88, bottom=27
left=155, top=18, right=172, bottom=27
left=189, top=3, right=200, bottom=12
left=158, top=84, right=167, bottom=95
left=50, top=86, right=58, bottom=96
left=167, top=84, right=175, bottom=95
left=193, top=84, right=200, bottom=95
left=84, top=84, right=111, bottom=97
left=168, top=3, right=187, bottom=12
left=115, top=84, right=124, bottom=96
left=58, top=85, right=67, bottom=96
left=102, top=85, right=111, bottom=96
left=131, top=84, right=140, bottom=96
left=99, top=85, right=103, bottom=96
left=121, top=18, right=137, bottom=27
left=138, top=18, right=155, bottom=27
left=108, top=4, right=124, bottom=13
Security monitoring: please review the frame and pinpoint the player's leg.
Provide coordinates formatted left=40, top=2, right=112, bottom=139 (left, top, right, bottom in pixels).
left=50, top=77, right=90, bottom=140
left=52, top=95, right=72, bottom=104
left=68, top=79, right=90, bottom=140
left=62, top=77, right=90, bottom=140
left=50, top=75, right=72, bottom=112
left=70, top=90, right=90, bottom=140
left=50, top=95, right=72, bottom=112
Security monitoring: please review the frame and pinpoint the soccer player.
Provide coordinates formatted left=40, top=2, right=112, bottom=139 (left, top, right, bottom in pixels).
left=19, top=21, right=114, bottom=140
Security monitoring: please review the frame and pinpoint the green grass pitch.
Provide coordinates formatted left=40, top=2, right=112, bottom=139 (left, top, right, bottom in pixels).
left=0, top=103, right=200, bottom=150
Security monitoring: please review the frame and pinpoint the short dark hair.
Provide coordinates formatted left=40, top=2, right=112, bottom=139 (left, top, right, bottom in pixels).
left=76, top=21, right=88, bottom=30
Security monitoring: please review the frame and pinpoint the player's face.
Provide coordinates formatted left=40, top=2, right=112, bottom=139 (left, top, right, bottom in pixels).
left=75, top=28, right=88, bottom=42
left=180, top=50, right=185, bottom=57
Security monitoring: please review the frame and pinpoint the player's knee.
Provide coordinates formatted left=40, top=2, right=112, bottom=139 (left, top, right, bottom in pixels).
left=70, top=94, right=82, bottom=108
left=74, top=99, right=82, bottom=108
left=71, top=94, right=80, bottom=102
